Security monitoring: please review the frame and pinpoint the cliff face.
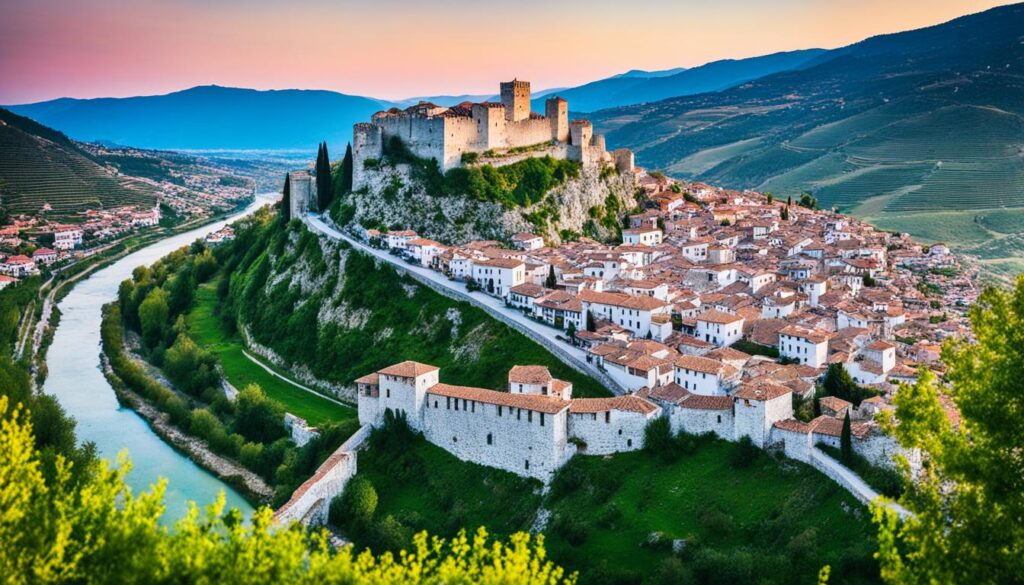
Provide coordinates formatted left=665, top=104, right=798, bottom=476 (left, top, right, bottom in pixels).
left=337, top=163, right=639, bottom=245
left=224, top=218, right=608, bottom=399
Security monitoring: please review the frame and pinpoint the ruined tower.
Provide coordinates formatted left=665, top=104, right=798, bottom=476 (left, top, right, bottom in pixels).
left=500, top=79, right=531, bottom=123
left=546, top=97, right=569, bottom=142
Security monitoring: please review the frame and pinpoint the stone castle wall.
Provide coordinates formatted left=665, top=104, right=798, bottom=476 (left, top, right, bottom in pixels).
left=422, top=395, right=568, bottom=482
left=569, top=409, right=652, bottom=455
left=670, top=406, right=734, bottom=439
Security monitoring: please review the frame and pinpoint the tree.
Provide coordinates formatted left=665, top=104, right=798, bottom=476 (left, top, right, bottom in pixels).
left=138, top=287, right=170, bottom=349
left=873, top=277, right=1024, bottom=585
left=330, top=476, right=378, bottom=529
left=233, top=384, right=285, bottom=444
left=316, top=142, right=334, bottom=212
left=765, top=193, right=773, bottom=204
left=585, top=310, right=596, bottom=333
left=342, top=142, right=354, bottom=193
left=545, top=266, right=557, bottom=288
left=781, top=206, right=789, bottom=221
left=0, top=395, right=576, bottom=583
left=280, top=172, right=291, bottom=222
left=840, top=411, right=852, bottom=463
left=566, top=322, right=577, bottom=340
left=822, top=363, right=864, bottom=404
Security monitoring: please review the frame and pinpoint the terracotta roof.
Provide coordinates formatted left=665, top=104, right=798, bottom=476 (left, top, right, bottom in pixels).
left=674, top=355, right=724, bottom=375
left=677, top=392, right=733, bottom=410
left=698, top=309, right=743, bottom=325
left=510, top=283, right=548, bottom=297
left=578, top=289, right=667, bottom=311
left=428, top=383, right=568, bottom=414
left=773, top=418, right=812, bottom=433
left=819, top=396, right=852, bottom=412
left=648, top=383, right=688, bottom=403
left=809, top=415, right=871, bottom=439
left=475, top=257, right=524, bottom=269
left=378, top=361, right=439, bottom=378
left=734, top=380, right=791, bottom=401
left=779, top=325, right=833, bottom=344
left=508, top=365, right=553, bottom=385
left=354, top=372, right=379, bottom=385
left=569, top=395, right=659, bottom=415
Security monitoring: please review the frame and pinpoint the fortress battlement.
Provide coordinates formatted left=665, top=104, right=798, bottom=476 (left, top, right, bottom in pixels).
left=352, top=79, right=634, bottom=190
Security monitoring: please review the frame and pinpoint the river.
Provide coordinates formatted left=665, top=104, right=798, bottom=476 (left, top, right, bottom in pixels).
left=43, top=198, right=273, bottom=519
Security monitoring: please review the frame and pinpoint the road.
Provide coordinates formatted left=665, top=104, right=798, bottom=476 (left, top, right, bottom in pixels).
left=302, top=214, right=627, bottom=395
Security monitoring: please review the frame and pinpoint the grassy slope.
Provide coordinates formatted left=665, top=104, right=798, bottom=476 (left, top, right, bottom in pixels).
left=351, top=433, right=879, bottom=585
left=188, top=280, right=355, bottom=426
left=236, top=223, right=611, bottom=398
left=356, top=430, right=543, bottom=542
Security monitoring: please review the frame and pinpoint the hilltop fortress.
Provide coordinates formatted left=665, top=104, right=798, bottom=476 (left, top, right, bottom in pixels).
left=352, top=80, right=634, bottom=189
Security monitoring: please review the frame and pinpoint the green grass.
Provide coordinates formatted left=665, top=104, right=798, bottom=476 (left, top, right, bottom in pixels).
left=187, top=280, right=355, bottom=426
left=545, top=441, right=880, bottom=584
left=354, top=426, right=543, bottom=543
left=349, top=425, right=880, bottom=585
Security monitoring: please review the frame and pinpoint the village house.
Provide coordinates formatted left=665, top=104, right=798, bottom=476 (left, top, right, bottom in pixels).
left=695, top=310, right=744, bottom=347
left=778, top=325, right=832, bottom=368
left=471, top=257, right=526, bottom=298
left=0, top=255, right=38, bottom=277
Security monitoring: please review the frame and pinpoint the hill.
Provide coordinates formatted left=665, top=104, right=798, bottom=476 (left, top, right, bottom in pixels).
left=534, top=49, right=825, bottom=113
left=590, top=3, right=1024, bottom=272
left=0, top=107, right=157, bottom=216
left=5, top=85, right=389, bottom=152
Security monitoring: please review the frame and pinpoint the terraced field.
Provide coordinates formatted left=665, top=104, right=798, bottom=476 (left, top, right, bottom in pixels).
left=0, top=108, right=157, bottom=218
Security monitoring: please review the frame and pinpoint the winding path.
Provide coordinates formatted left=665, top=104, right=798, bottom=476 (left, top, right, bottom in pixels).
left=302, top=214, right=627, bottom=395
left=240, top=349, right=349, bottom=407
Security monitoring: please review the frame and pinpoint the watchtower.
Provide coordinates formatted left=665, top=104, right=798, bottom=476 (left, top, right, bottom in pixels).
left=546, top=97, right=569, bottom=142
left=500, top=79, right=531, bottom=123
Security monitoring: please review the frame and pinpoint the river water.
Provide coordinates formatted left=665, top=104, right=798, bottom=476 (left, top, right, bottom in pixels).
left=42, top=198, right=272, bottom=519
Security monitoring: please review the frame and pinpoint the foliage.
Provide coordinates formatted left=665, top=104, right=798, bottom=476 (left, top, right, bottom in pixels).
left=840, top=411, right=853, bottom=463
left=233, top=384, right=286, bottom=444
left=730, top=339, right=778, bottom=358
left=821, top=363, right=877, bottom=406
left=280, top=172, right=291, bottom=222
left=729, top=435, right=760, bottom=468
left=316, top=142, right=334, bottom=213
left=546, top=266, right=557, bottom=288
left=872, top=277, right=1024, bottom=585
left=0, top=393, right=575, bottom=584
left=443, top=156, right=580, bottom=208
left=330, top=475, right=378, bottom=528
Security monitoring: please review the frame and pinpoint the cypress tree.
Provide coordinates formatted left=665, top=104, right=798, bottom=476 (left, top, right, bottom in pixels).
left=545, top=266, right=557, bottom=288
left=840, top=410, right=853, bottom=463
left=316, top=142, right=334, bottom=212
left=341, top=143, right=354, bottom=194
left=280, top=172, right=291, bottom=222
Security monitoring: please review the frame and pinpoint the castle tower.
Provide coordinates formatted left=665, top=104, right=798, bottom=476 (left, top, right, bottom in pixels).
left=570, top=119, right=593, bottom=148
left=288, top=171, right=314, bottom=219
left=546, top=97, right=569, bottom=142
left=500, top=79, right=531, bottom=123
left=352, top=122, right=383, bottom=191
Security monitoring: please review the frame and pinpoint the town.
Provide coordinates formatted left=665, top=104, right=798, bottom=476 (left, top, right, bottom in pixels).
left=294, top=112, right=975, bottom=486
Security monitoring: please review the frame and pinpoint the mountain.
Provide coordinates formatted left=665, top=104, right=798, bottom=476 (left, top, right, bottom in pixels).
left=534, top=49, right=826, bottom=113
left=611, top=67, right=689, bottom=79
left=6, top=85, right=389, bottom=152
left=0, top=107, right=157, bottom=216
left=591, top=2, right=1024, bottom=273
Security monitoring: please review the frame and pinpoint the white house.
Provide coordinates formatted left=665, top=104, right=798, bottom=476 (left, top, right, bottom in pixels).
left=471, top=257, right=526, bottom=298
left=385, top=230, right=418, bottom=250
left=511, top=232, right=544, bottom=250
left=0, top=275, right=16, bottom=290
left=778, top=325, right=832, bottom=368
left=673, top=355, right=733, bottom=396
left=579, top=290, right=672, bottom=341
left=0, top=255, right=38, bottom=277
left=622, top=227, right=663, bottom=246
left=844, top=340, right=897, bottom=385
left=508, top=365, right=573, bottom=400
left=733, top=381, right=793, bottom=448
left=405, top=238, right=447, bottom=267
left=695, top=310, right=744, bottom=347
left=32, top=248, right=58, bottom=265
left=53, top=227, right=83, bottom=250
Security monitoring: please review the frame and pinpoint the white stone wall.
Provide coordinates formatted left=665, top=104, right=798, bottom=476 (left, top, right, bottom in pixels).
left=358, top=392, right=381, bottom=427
left=734, top=394, right=792, bottom=447
left=670, top=406, right=733, bottom=439
left=422, top=394, right=568, bottom=482
left=770, top=427, right=812, bottom=462
left=284, top=413, right=320, bottom=447
left=779, top=335, right=828, bottom=368
left=378, top=371, right=438, bottom=431
left=696, top=320, right=742, bottom=347
left=568, top=409, right=655, bottom=455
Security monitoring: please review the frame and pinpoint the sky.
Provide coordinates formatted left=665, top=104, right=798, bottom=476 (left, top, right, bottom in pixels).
left=0, top=0, right=1013, bottom=104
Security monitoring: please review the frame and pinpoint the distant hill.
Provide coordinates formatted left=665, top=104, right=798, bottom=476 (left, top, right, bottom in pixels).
left=0, top=108, right=157, bottom=217
left=534, top=50, right=825, bottom=113
left=591, top=3, right=1024, bottom=275
left=6, top=85, right=389, bottom=152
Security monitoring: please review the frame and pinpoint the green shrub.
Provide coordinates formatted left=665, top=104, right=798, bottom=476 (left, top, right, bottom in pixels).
left=729, top=436, right=759, bottom=468
left=330, top=476, right=378, bottom=529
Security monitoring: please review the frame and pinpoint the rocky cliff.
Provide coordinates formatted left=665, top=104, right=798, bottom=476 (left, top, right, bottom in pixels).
left=335, top=162, right=640, bottom=245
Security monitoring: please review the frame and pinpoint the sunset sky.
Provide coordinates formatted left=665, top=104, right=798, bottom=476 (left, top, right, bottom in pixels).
left=0, top=0, right=1013, bottom=104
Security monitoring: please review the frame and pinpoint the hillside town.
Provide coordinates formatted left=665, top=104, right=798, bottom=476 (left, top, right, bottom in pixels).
left=335, top=169, right=973, bottom=481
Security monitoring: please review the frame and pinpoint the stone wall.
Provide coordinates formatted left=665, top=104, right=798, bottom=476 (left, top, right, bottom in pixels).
left=422, top=396, right=568, bottom=482
left=569, top=409, right=652, bottom=455
left=273, top=424, right=371, bottom=526
left=670, top=406, right=734, bottom=439
left=284, top=413, right=320, bottom=447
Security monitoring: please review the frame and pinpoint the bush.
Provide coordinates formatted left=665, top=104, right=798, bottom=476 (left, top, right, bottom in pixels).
left=729, top=436, right=760, bottom=468
left=551, top=513, right=589, bottom=547
left=233, top=384, right=286, bottom=444
left=330, top=476, right=378, bottom=529
left=644, top=417, right=680, bottom=463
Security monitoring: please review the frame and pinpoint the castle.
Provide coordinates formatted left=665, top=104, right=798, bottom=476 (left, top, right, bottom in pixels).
left=354, top=360, right=905, bottom=484
left=352, top=80, right=634, bottom=190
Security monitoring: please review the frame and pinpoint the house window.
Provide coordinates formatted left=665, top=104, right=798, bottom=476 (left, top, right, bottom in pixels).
left=717, top=415, right=722, bottom=423
left=498, top=406, right=503, bottom=416
left=618, top=429, right=622, bottom=435
left=528, top=411, right=533, bottom=423
left=386, top=389, right=390, bottom=398
left=454, top=400, right=459, bottom=411
left=605, top=412, right=611, bottom=424
left=434, top=400, right=438, bottom=408
left=472, top=401, right=476, bottom=413
left=627, top=439, right=633, bottom=448
left=525, top=460, right=530, bottom=470
left=517, top=409, right=521, bottom=420
left=446, top=397, right=451, bottom=409
left=487, top=433, right=493, bottom=445
left=453, top=436, right=458, bottom=443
